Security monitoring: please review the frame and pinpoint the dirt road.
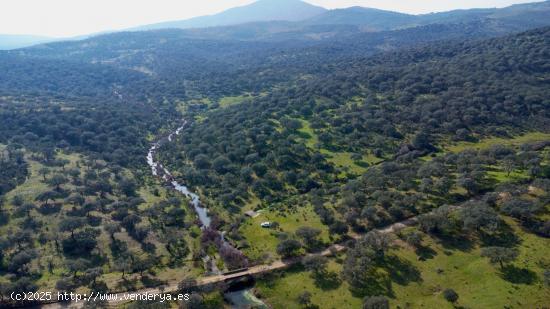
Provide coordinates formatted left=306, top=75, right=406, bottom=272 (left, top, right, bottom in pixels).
left=39, top=212, right=427, bottom=309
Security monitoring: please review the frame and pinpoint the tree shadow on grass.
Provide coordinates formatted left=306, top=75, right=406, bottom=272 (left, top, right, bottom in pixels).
left=141, top=275, right=165, bottom=288
left=116, top=277, right=138, bottom=291
left=88, top=253, right=108, bottom=268
left=313, top=271, right=342, bottom=291
left=436, top=234, right=475, bottom=252
left=447, top=192, right=468, bottom=204
left=383, top=255, right=423, bottom=286
left=0, top=211, right=9, bottom=226
left=285, top=263, right=305, bottom=274
left=349, top=271, right=394, bottom=299
left=296, top=130, right=312, bottom=140
left=500, top=265, right=537, bottom=285
left=415, top=245, right=437, bottom=261
left=479, top=222, right=521, bottom=248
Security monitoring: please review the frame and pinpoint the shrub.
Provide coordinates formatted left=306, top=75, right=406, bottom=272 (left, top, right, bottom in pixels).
left=363, top=296, right=389, bottom=309
left=443, top=288, right=459, bottom=303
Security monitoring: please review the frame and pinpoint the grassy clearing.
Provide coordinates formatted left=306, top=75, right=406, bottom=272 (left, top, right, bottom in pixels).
left=4, top=158, right=49, bottom=205
left=256, top=260, right=363, bottom=309
left=239, top=204, right=330, bottom=260
left=176, top=98, right=212, bottom=120
left=486, top=166, right=529, bottom=183
left=177, top=98, right=211, bottom=110
left=218, top=91, right=269, bottom=108
left=256, top=218, right=550, bottom=309
left=138, top=185, right=169, bottom=211
left=390, top=219, right=550, bottom=309
left=444, top=132, right=550, bottom=153
left=4, top=151, right=81, bottom=207
left=297, top=119, right=382, bottom=174
left=323, top=151, right=381, bottom=174
left=321, top=147, right=382, bottom=175
left=422, top=132, right=550, bottom=163
left=297, top=119, right=318, bottom=149
left=219, top=94, right=254, bottom=107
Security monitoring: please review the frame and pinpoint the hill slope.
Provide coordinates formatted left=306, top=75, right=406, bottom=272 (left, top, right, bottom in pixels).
left=157, top=25, right=550, bottom=219
left=0, top=34, right=53, bottom=50
left=134, top=0, right=326, bottom=31
left=303, top=6, right=417, bottom=30
left=130, top=1, right=550, bottom=42
left=302, top=0, right=550, bottom=31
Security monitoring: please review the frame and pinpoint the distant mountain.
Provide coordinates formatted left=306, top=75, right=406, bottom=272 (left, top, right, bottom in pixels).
left=129, top=0, right=550, bottom=40
left=124, top=1, right=550, bottom=43
left=485, top=0, right=550, bottom=30
left=419, top=0, right=550, bottom=26
left=4, top=0, right=548, bottom=51
left=14, top=1, right=549, bottom=68
left=2, top=1, right=550, bottom=106
left=134, top=0, right=326, bottom=31
left=301, top=0, right=550, bottom=32
left=303, top=7, right=417, bottom=30
left=8, top=19, right=534, bottom=90
left=0, top=34, right=53, bottom=50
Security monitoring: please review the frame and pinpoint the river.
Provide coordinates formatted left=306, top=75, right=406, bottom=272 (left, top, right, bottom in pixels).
left=147, top=122, right=211, bottom=228
left=225, top=289, right=269, bottom=309
left=147, top=122, right=268, bottom=308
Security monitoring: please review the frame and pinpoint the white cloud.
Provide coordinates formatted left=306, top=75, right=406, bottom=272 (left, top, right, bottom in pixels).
left=0, top=0, right=540, bottom=37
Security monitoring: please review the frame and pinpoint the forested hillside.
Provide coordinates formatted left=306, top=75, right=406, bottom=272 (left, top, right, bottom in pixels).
left=133, top=0, right=550, bottom=35
left=4, top=2, right=550, bottom=100
left=160, top=27, right=550, bottom=214
left=155, top=27, right=550, bottom=307
left=0, top=3, right=548, bottom=308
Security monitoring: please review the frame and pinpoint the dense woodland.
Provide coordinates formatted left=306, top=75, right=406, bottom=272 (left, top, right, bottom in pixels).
left=3, top=20, right=548, bottom=100
left=0, top=97, right=177, bottom=168
left=0, top=7, right=548, bottom=308
left=160, top=27, right=550, bottom=214
left=0, top=146, right=27, bottom=197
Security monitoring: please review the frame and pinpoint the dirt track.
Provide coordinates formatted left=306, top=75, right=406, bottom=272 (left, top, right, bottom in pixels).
left=39, top=213, right=427, bottom=309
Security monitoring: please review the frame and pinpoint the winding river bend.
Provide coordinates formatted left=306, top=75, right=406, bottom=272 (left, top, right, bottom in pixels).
left=147, top=121, right=211, bottom=228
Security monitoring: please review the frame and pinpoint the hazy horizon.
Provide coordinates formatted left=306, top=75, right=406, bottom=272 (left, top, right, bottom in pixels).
left=0, top=0, right=544, bottom=37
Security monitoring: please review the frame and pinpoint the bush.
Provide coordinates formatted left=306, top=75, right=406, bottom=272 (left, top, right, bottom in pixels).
left=276, top=239, right=302, bottom=258
left=363, top=296, right=389, bottom=309
left=443, top=288, right=459, bottom=303
left=297, top=291, right=312, bottom=305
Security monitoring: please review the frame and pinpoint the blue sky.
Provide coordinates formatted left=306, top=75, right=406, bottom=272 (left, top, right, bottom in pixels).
left=0, top=0, right=541, bottom=37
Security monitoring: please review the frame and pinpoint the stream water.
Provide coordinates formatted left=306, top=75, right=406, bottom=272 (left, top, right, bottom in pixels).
left=147, top=122, right=211, bottom=228
left=225, top=289, right=269, bottom=309
left=147, top=122, right=267, bottom=308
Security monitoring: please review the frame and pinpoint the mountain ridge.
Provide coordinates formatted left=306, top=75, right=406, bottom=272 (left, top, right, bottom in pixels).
left=133, top=0, right=327, bottom=31
left=302, top=6, right=418, bottom=30
left=131, top=0, right=550, bottom=36
left=0, top=34, right=54, bottom=50
left=2, top=0, right=549, bottom=50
